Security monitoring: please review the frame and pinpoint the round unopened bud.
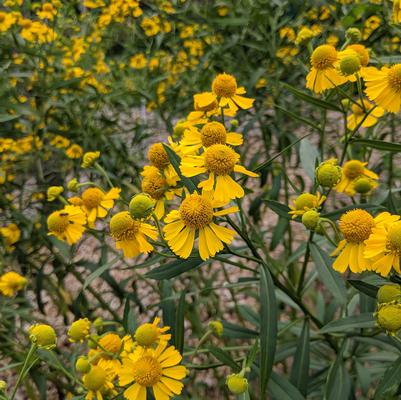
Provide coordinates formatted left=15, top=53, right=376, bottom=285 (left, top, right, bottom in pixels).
left=226, top=374, right=248, bottom=394
left=346, top=27, right=361, bottom=43
left=209, top=320, right=223, bottom=337
left=316, top=161, right=342, bottom=187
left=230, top=119, right=239, bottom=129
left=68, top=318, right=91, bottom=343
left=339, top=54, right=361, bottom=76
left=67, top=178, right=79, bottom=192
left=341, top=98, right=351, bottom=108
left=0, top=380, right=6, bottom=391
left=47, top=186, right=63, bottom=202
left=377, top=285, right=401, bottom=304
left=76, top=356, right=91, bottom=373
left=376, top=304, right=401, bottom=335
left=353, top=177, right=375, bottom=194
left=173, top=120, right=187, bottom=138
left=29, top=324, right=57, bottom=349
left=302, top=210, right=320, bottom=230
left=129, top=193, right=156, bottom=220
left=93, top=317, right=104, bottom=332
left=88, top=334, right=99, bottom=349
left=81, top=151, right=100, bottom=168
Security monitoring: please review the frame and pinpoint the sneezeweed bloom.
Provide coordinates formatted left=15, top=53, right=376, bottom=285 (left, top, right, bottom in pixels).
left=134, top=317, right=171, bottom=347
left=0, top=223, right=21, bottom=251
left=68, top=318, right=91, bottom=342
left=365, top=218, right=401, bottom=276
left=376, top=303, right=401, bottom=335
left=306, top=45, right=348, bottom=93
left=331, top=210, right=397, bottom=273
left=66, top=144, right=83, bottom=159
left=377, top=284, right=401, bottom=304
left=180, top=144, right=258, bottom=205
left=82, top=151, right=100, bottom=168
left=47, top=186, right=63, bottom=201
left=315, top=159, right=342, bottom=187
left=163, top=193, right=237, bottom=260
left=83, top=365, right=116, bottom=400
left=37, top=3, right=57, bottom=20
left=81, top=187, right=121, bottom=227
left=109, top=211, right=158, bottom=258
left=147, top=143, right=179, bottom=186
left=0, top=272, right=27, bottom=297
left=362, top=65, right=401, bottom=112
left=347, top=100, right=384, bottom=130
left=288, top=192, right=325, bottom=219
left=118, top=341, right=187, bottom=400
left=47, top=205, right=86, bottom=245
left=335, top=160, right=378, bottom=197
left=29, top=324, right=57, bottom=349
left=393, top=0, right=401, bottom=23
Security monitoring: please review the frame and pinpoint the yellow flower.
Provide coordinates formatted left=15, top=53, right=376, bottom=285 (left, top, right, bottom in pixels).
left=163, top=193, right=237, bottom=260
left=180, top=144, right=258, bottom=205
left=335, top=160, right=378, bottom=196
left=306, top=45, right=348, bottom=93
left=347, top=44, right=370, bottom=67
left=68, top=318, right=91, bottom=343
left=66, top=144, right=84, bottom=159
left=295, top=27, right=315, bottom=46
left=361, top=65, right=401, bottom=113
left=209, top=320, right=223, bottom=336
left=365, top=218, right=401, bottom=276
left=83, top=0, right=105, bottom=8
left=82, top=151, right=100, bottom=168
left=135, top=317, right=171, bottom=347
left=29, top=324, right=57, bottom=349
left=347, top=100, right=384, bottom=130
left=288, top=192, right=325, bottom=218
left=130, top=53, right=147, bottom=69
left=0, top=12, right=17, bottom=33
left=118, top=341, right=187, bottom=400
left=83, top=365, right=116, bottom=400
left=0, top=223, right=21, bottom=251
left=331, top=210, right=397, bottom=273
left=37, top=3, right=57, bottom=20
left=47, top=186, right=64, bottom=201
left=141, top=16, right=160, bottom=36
left=0, top=271, right=27, bottom=296
left=50, top=135, right=70, bottom=148
left=47, top=205, right=86, bottom=245
left=81, top=187, right=120, bottom=227
left=393, top=0, right=401, bottom=23
left=109, top=211, right=158, bottom=258
left=147, top=143, right=179, bottom=186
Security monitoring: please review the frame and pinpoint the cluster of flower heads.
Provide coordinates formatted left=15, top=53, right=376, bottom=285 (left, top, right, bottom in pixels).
left=27, top=317, right=186, bottom=400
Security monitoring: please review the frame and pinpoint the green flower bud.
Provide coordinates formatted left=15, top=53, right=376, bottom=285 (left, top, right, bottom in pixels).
left=302, top=210, right=320, bottom=230
left=339, top=54, right=361, bottom=76
left=129, top=193, right=156, bottom=220
left=341, top=98, right=351, bottom=108
left=226, top=374, right=248, bottom=394
left=316, top=160, right=342, bottom=187
left=353, top=177, right=376, bottom=194
left=376, top=303, right=401, bottom=335
left=29, top=324, right=57, bottom=349
left=67, top=178, right=79, bottom=192
left=346, top=27, right=362, bottom=43
left=47, top=186, right=63, bottom=202
left=93, top=317, right=104, bottom=332
left=377, top=284, right=401, bottom=304
left=75, top=356, right=91, bottom=373
left=230, top=119, right=239, bottom=129
left=173, top=120, right=187, bottom=138
left=208, top=320, right=223, bottom=337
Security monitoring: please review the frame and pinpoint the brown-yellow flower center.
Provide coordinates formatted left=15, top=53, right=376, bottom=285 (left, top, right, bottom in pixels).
left=98, top=333, right=121, bottom=353
left=47, top=212, right=70, bottom=233
left=200, top=122, right=227, bottom=147
left=109, top=212, right=140, bottom=241
left=135, top=323, right=159, bottom=346
left=212, top=73, right=237, bottom=97
left=339, top=209, right=374, bottom=243
left=311, top=45, right=337, bottom=70
left=141, top=173, right=167, bottom=200
left=343, top=160, right=365, bottom=179
left=387, top=221, right=401, bottom=254
left=388, top=64, right=401, bottom=92
left=147, top=143, right=170, bottom=169
left=180, top=194, right=213, bottom=229
left=82, top=188, right=104, bottom=209
left=204, top=144, right=238, bottom=175
left=132, top=356, right=162, bottom=386
left=84, top=366, right=107, bottom=391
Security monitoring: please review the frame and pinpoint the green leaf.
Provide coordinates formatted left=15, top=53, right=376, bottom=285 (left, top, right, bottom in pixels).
left=145, top=257, right=204, bottom=280
left=83, top=257, right=119, bottom=289
left=348, top=279, right=378, bottom=299
left=221, top=321, right=258, bottom=339
left=319, top=313, right=375, bottom=334
left=274, top=105, right=320, bottom=131
left=175, top=291, right=186, bottom=354
left=282, top=83, right=343, bottom=112
left=350, top=138, right=401, bottom=152
left=299, top=138, right=320, bottom=180
left=123, top=298, right=137, bottom=332
left=260, top=264, right=278, bottom=397
left=374, top=355, right=401, bottom=399
left=208, top=346, right=241, bottom=372
left=0, top=114, right=21, bottom=123
left=269, top=372, right=305, bottom=400
left=265, top=200, right=292, bottom=219
left=290, top=319, right=309, bottom=396
left=309, top=243, right=347, bottom=305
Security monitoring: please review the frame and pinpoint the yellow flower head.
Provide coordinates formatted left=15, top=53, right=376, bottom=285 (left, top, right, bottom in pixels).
left=82, top=151, right=100, bottom=168
left=68, top=318, right=91, bottom=343
left=83, top=365, right=115, bottom=399
left=135, top=317, right=171, bottom=347
left=0, top=223, right=21, bottom=251
left=47, top=205, right=86, bottom=245
left=47, top=186, right=63, bottom=202
left=118, top=341, right=187, bottom=400
left=288, top=192, right=325, bottom=218
left=109, top=211, right=158, bottom=258
left=29, top=324, right=57, bottom=349
left=393, top=0, right=401, bottom=23
left=347, top=100, right=384, bottom=131
left=209, top=320, right=224, bottom=336
left=148, top=143, right=170, bottom=169
left=0, top=271, right=27, bottom=297
left=66, top=144, right=83, bottom=159
left=98, top=333, right=122, bottom=354
left=376, top=303, right=401, bottom=335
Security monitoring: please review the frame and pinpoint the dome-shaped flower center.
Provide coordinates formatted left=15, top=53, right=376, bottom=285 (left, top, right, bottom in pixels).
left=200, top=122, right=227, bottom=147
left=212, top=73, right=237, bottom=97
left=47, top=212, right=70, bottom=233
left=82, top=188, right=104, bottom=209
left=388, top=65, right=401, bottom=92
left=343, top=160, right=365, bottom=179
left=387, top=221, right=401, bottom=254
left=135, top=323, right=159, bottom=346
left=110, top=212, right=140, bottom=241
left=180, top=194, right=214, bottom=229
left=142, top=174, right=167, bottom=200
left=311, top=45, right=337, bottom=69
left=293, top=193, right=317, bottom=210
left=84, top=366, right=107, bottom=391
left=148, top=143, right=170, bottom=169
left=204, top=144, right=238, bottom=175
left=347, top=44, right=369, bottom=66
left=339, top=209, right=374, bottom=243
left=132, top=356, right=162, bottom=387
left=98, top=333, right=121, bottom=353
